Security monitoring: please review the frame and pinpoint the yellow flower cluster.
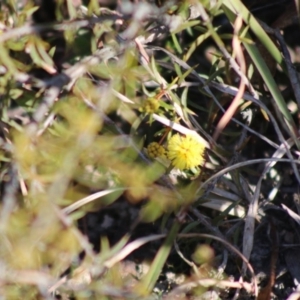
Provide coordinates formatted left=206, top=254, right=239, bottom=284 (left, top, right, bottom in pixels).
left=139, top=98, right=160, bottom=114
left=147, top=142, right=166, bottom=159
left=167, top=134, right=205, bottom=170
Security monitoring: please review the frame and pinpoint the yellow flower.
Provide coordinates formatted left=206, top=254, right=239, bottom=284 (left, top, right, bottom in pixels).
left=147, top=142, right=166, bottom=159
left=167, top=134, right=205, bottom=170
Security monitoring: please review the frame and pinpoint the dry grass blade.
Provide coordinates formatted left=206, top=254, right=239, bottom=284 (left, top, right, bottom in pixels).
left=62, top=188, right=125, bottom=214
left=104, top=234, right=165, bottom=268
left=153, top=114, right=210, bottom=148
left=200, top=198, right=245, bottom=218
left=167, top=278, right=253, bottom=296
left=282, top=204, right=300, bottom=226
left=178, top=233, right=257, bottom=296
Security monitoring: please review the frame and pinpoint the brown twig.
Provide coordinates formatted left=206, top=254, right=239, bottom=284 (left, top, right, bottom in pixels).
left=213, top=16, right=247, bottom=141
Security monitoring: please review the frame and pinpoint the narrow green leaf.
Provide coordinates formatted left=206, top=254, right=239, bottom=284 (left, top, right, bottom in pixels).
left=222, top=0, right=287, bottom=73
left=171, top=33, right=183, bottom=54
left=139, top=221, right=181, bottom=292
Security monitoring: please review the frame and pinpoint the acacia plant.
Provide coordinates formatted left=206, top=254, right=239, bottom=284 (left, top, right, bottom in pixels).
left=0, top=0, right=300, bottom=299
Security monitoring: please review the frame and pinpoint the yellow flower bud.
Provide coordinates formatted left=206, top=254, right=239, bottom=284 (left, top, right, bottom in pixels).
left=139, top=98, right=160, bottom=114
left=147, top=142, right=166, bottom=159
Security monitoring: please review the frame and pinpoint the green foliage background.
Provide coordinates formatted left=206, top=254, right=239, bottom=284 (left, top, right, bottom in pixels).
left=0, top=0, right=300, bottom=299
